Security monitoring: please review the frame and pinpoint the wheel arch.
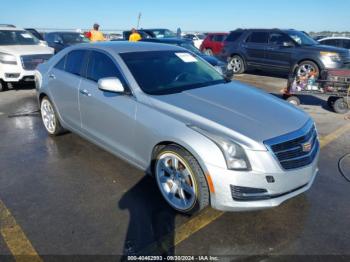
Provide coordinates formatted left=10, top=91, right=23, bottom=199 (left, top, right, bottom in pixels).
left=150, top=140, right=215, bottom=196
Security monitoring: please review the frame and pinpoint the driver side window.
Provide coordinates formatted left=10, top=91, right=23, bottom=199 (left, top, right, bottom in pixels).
left=268, top=33, right=291, bottom=45
left=86, top=51, right=125, bottom=85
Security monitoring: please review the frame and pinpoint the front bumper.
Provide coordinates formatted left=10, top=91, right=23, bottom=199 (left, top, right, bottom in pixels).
left=206, top=151, right=319, bottom=212
left=0, top=64, right=36, bottom=83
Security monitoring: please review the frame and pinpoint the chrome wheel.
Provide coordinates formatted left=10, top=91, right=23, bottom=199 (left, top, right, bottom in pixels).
left=155, top=152, right=197, bottom=211
left=41, top=99, right=56, bottom=134
left=297, top=63, right=317, bottom=77
left=228, top=57, right=242, bottom=73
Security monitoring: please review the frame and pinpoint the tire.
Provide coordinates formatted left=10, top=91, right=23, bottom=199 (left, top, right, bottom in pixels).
left=327, top=96, right=337, bottom=108
left=40, top=97, right=66, bottom=135
left=0, top=81, right=7, bottom=92
left=286, top=96, right=301, bottom=106
left=332, top=98, right=349, bottom=114
left=228, top=55, right=245, bottom=74
left=203, top=48, right=213, bottom=56
left=296, top=61, right=320, bottom=78
left=154, top=145, right=209, bottom=215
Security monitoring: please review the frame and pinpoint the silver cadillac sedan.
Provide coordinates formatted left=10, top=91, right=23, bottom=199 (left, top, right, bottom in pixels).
left=35, top=42, right=319, bottom=214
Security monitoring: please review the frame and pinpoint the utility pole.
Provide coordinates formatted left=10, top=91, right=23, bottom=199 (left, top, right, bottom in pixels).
left=137, top=12, right=142, bottom=29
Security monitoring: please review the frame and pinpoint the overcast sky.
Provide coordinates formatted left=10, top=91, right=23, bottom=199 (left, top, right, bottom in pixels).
left=3, top=0, right=349, bottom=32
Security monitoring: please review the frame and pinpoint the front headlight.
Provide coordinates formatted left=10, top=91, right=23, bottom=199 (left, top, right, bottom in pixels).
left=189, top=126, right=251, bottom=171
left=0, top=52, right=17, bottom=65
left=320, top=51, right=341, bottom=63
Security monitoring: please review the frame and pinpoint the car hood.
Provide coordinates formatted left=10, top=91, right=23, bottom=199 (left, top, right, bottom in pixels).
left=148, top=81, right=310, bottom=150
left=0, top=45, right=54, bottom=55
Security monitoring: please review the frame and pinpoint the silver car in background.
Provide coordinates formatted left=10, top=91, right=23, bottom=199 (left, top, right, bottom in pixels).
left=35, top=42, right=319, bottom=214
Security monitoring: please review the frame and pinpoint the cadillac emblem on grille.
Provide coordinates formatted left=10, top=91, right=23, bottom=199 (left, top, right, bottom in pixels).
left=302, top=141, right=312, bottom=152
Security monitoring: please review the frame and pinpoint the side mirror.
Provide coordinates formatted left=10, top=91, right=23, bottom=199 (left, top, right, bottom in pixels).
left=54, top=40, right=63, bottom=45
left=98, top=77, right=125, bottom=93
left=282, top=41, right=294, bottom=48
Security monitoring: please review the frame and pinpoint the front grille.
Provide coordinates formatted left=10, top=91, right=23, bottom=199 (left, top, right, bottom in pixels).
left=265, top=122, right=319, bottom=170
left=21, top=54, right=52, bottom=70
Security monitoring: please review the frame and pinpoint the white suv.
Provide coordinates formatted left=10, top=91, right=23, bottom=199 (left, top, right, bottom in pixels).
left=0, top=26, right=54, bottom=91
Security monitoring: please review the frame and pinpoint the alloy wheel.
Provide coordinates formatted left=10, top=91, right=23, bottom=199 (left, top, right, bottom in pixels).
left=155, top=152, right=197, bottom=211
left=41, top=99, right=56, bottom=134
left=297, top=63, right=317, bottom=77
left=228, top=57, right=242, bottom=73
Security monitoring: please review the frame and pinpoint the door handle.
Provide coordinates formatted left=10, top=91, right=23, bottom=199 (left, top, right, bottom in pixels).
left=49, top=73, right=56, bottom=79
left=80, top=89, right=91, bottom=97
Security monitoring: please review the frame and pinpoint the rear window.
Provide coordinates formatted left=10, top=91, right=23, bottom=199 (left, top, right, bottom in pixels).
left=246, top=32, right=269, bottom=44
left=226, top=31, right=243, bottom=42
left=212, top=35, right=226, bottom=42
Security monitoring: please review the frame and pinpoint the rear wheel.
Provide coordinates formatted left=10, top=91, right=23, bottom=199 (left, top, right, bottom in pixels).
left=297, top=61, right=320, bottom=78
left=327, top=96, right=337, bottom=108
left=40, top=97, right=66, bottom=135
left=333, top=98, right=349, bottom=114
left=154, top=145, right=209, bottom=215
left=286, top=96, right=301, bottom=106
left=228, top=55, right=245, bottom=74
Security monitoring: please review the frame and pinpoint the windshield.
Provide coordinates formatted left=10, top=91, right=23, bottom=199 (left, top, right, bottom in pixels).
left=120, top=51, right=225, bottom=95
left=197, top=34, right=206, bottom=40
left=285, top=30, right=319, bottom=46
left=61, top=33, right=89, bottom=44
left=0, top=30, right=39, bottom=45
left=149, top=29, right=176, bottom=38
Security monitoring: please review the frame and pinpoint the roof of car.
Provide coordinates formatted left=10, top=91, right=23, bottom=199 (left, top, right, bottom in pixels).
left=46, top=31, right=81, bottom=34
left=318, top=36, right=350, bottom=41
left=140, top=38, right=187, bottom=44
left=0, top=26, right=24, bottom=31
left=72, top=41, right=183, bottom=53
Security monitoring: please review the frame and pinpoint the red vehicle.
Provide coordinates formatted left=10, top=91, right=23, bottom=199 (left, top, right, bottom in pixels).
left=200, top=33, right=228, bottom=56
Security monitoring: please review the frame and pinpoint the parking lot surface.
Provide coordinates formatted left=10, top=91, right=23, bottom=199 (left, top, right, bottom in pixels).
left=0, top=74, right=350, bottom=260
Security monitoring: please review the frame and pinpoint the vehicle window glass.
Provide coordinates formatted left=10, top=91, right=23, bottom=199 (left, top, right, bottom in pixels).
left=226, top=31, right=243, bottom=42
left=45, top=33, right=54, bottom=42
left=87, top=51, right=124, bottom=83
left=65, top=50, right=86, bottom=76
left=322, top=39, right=337, bottom=46
left=0, top=30, right=39, bottom=45
left=120, top=51, right=225, bottom=95
left=246, top=32, right=269, bottom=44
left=54, top=56, right=66, bottom=71
left=268, top=33, right=291, bottom=45
left=343, top=40, right=350, bottom=49
left=212, top=35, right=226, bottom=42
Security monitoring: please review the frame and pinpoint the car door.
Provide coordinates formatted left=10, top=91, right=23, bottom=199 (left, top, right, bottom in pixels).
left=48, top=50, right=88, bottom=130
left=212, top=34, right=226, bottom=54
left=241, top=31, right=269, bottom=66
left=79, top=50, right=137, bottom=160
left=265, top=32, right=294, bottom=70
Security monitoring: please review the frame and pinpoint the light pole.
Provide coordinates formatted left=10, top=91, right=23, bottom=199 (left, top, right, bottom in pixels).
left=137, top=12, right=142, bottom=29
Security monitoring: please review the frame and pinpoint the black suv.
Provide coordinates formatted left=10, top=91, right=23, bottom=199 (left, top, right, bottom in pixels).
left=219, top=29, right=350, bottom=76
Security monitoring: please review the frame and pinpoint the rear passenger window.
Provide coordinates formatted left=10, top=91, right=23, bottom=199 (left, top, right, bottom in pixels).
left=65, top=50, right=87, bottom=76
left=54, top=56, right=66, bottom=71
left=86, top=51, right=124, bottom=83
left=226, top=31, right=243, bottom=42
left=246, top=32, right=269, bottom=44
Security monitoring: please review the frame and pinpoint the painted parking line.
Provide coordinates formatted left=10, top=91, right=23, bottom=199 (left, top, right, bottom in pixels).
left=0, top=199, right=42, bottom=262
left=319, top=124, right=350, bottom=149
left=141, top=123, right=350, bottom=254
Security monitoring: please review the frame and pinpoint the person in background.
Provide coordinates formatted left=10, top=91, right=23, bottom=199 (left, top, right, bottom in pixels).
left=129, top=28, right=142, bottom=42
left=90, top=23, right=106, bottom=42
